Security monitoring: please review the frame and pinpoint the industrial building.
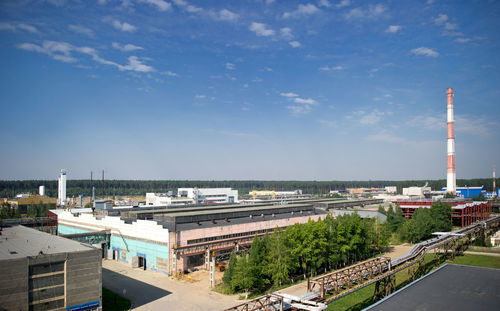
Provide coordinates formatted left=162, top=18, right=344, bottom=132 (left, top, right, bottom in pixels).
left=440, top=186, right=487, bottom=199
left=54, top=198, right=378, bottom=275
left=146, top=187, right=239, bottom=206
left=0, top=225, right=102, bottom=311
left=248, top=190, right=306, bottom=200
left=393, top=200, right=492, bottom=227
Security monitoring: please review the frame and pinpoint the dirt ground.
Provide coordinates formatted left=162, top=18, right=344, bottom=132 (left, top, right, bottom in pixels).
left=280, top=244, right=414, bottom=297
left=102, top=260, right=241, bottom=311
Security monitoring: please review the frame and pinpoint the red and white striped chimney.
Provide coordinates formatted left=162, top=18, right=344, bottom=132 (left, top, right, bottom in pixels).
left=446, top=88, right=456, bottom=193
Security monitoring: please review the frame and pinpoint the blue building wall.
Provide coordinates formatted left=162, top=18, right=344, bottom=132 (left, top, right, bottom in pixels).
left=58, top=224, right=169, bottom=273
left=442, top=187, right=487, bottom=199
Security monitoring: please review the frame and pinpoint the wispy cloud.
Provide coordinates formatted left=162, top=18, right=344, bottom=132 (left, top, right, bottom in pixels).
left=289, top=41, right=301, bottom=48
left=410, top=47, right=439, bottom=57
left=205, top=129, right=257, bottom=138
left=454, top=37, right=470, bottom=43
left=160, top=70, right=178, bottom=77
left=385, top=25, right=402, bottom=33
left=214, top=9, right=239, bottom=21
left=172, top=0, right=203, bottom=13
left=280, top=92, right=299, bottom=98
left=359, top=111, right=383, bottom=125
left=283, top=3, right=320, bottom=18
left=17, top=40, right=154, bottom=72
left=195, top=94, right=206, bottom=99
left=318, top=0, right=331, bottom=8
left=112, top=42, right=144, bottom=52
left=0, top=22, right=39, bottom=33
left=335, top=0, right=350, bottom=8
left=407, top=114, right=444, bottom=130
left=281, top=92, right=320, bottom=115
left=249, top=22, right=275, bottom=37
left=344, top=4, right=386, bottom=21
left=68, top=24, right=94, bottom=37
left=319, top=65, right=343, bottom=71
left=106, top=19, right=137, bottom=32
left=226, top=62, right=235, bottom=70
left=280, top=27, right=293, bottom=39
left=138, top=0, right=172, bottom=11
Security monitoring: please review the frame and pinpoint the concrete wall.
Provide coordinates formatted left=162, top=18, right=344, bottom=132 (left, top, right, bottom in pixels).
left=0, top=249, right=101, bottom=311
left=0, top=258, right=29, bottom=310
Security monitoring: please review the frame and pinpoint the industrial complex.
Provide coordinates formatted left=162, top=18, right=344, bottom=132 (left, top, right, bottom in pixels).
left=53, top=198, right=381, bottom=275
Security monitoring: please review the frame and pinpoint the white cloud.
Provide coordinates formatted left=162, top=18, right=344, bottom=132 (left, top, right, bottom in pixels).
left=289, top=41, right=301, bottom=48
left=359, top=112, right=382, bottom=125
left=385, top=25, right=402, bottom=33
left=283, top=3, right=320, bottom=18
left=172, top=0, right=202, bottom=12
left=161, top=70, right=178, bottom=77
left=138, top=0, right=172, bottom=11
left=266, top=0, right=275, bottom=4
left=18, top=41, right=76, bottom=63
left=249, top=22, right=275, bottom=37
left=433, top=14, right=448, bottom=25
left=195, top=94, right=206, bottom=99
left=111, top=20, right=137, bottom=32
left=119, top=56, right=154, bottom=72
left=319, top=65, right=343, bottom=71
left=335, top=0, right=350, bottom=8
left=455, top=37, right=470, bottom=43
left=318, top=0, right=331, bottom=8
left=68, top=24, right=94, bottom=37
left=455, top=115, right=490, bottom=136
left=407, top=115, right=444, bottom=130
left=344, top=4, right=386, bottom=21
left=112, top=42, right=144, bottom=52
left=0, top=22, right=39, bottom=33
left=226, top=62, right=235, bottom=70
left=280, top=92, right=299, bottom=98
left=280, top=27, right=293, bottom=39
left=218, top=9, right=239, bottom=21
left=294, top=97, right=319, bottom=105
left=287, top=105, right=312, bottom=115
left=17, top=40, right=154, bottom=72
left=411, top=47, right=439, bottom=57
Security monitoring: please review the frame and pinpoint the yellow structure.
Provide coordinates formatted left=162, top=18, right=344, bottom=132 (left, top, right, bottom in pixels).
left=252, top=190, right=276, bottom=199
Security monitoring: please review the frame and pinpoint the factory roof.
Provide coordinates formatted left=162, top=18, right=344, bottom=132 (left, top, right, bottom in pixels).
left=0, top=225, right=94, bottom=260
left=364, top=264, right=500, bottom=311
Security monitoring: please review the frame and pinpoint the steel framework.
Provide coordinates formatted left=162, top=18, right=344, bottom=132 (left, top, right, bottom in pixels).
left=307, top=257, right=391, bottom=299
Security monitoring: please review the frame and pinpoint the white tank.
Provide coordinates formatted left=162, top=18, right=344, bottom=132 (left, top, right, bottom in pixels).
left=39, top=185, right=45, bottom=196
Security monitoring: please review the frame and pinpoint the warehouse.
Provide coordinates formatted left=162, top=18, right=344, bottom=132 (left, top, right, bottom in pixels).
left=56, top=201, right=331, bottom=274
left=0, top=225, right=101, bottom=311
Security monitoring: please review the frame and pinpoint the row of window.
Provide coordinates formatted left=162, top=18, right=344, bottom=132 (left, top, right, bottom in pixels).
left=187, top=227, right=281, bottom=245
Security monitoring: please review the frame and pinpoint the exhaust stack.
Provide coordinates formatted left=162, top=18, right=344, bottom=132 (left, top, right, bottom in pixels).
left=446, top=88, right=456, bottom=193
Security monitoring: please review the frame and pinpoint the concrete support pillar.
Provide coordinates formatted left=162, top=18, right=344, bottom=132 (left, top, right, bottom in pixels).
left=209, top=258, right=215, bottom=288
left=205, top=249, right=210, bottom=270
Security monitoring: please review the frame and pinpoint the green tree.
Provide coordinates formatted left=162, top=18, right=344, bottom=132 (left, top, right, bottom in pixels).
left=265, top=229, right=291, bottom=287
left=378, top=205, right=387, bottom=215
left=231, top=255, right=255, bottom=298
left=430, top=201, right=452, bottom=232
left=401, top=208, right=434, bottom=243
left=27, top=205, right=38, bottom=218
left=222, top=250, right=237, bottom=287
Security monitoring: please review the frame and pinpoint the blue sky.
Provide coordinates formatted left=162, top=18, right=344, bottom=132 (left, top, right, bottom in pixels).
left=0, top=0, right=499, bottom=181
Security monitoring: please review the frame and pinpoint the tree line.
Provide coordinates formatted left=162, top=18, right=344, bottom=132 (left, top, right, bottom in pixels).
left=221, top=213, right=390, bottom=296
left=0, top=178, right=495, bottom=198
left=380, top=202, right=453, bottom=243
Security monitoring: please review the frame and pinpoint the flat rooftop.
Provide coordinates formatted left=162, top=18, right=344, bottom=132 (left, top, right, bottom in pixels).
left=0, top=225, right=95, bottom=260
left=365, top=264, right=500, bottom=311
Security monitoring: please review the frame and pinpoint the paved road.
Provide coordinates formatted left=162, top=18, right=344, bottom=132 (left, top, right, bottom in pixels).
left=102, top=260, right=241, bottom=311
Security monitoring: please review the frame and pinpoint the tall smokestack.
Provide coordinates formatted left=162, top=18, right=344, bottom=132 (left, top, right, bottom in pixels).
left=446, top=88, right=456, bottom=193
left=494, top=165, right=496, bottom=190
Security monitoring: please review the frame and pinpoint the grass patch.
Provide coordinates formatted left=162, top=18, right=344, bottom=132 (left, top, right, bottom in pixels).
left=446, top=253, right=500, bottom=269
left=326, top=253, right=498, bottom=311
left=102, top=287, right=131, bottom=311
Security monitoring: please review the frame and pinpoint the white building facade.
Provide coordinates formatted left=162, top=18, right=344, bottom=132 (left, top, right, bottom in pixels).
left=178, top=188, right=238, bottom=204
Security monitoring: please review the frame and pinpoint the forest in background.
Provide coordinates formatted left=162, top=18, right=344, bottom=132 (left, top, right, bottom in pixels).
left=0, top=178, right=494, bottom=198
